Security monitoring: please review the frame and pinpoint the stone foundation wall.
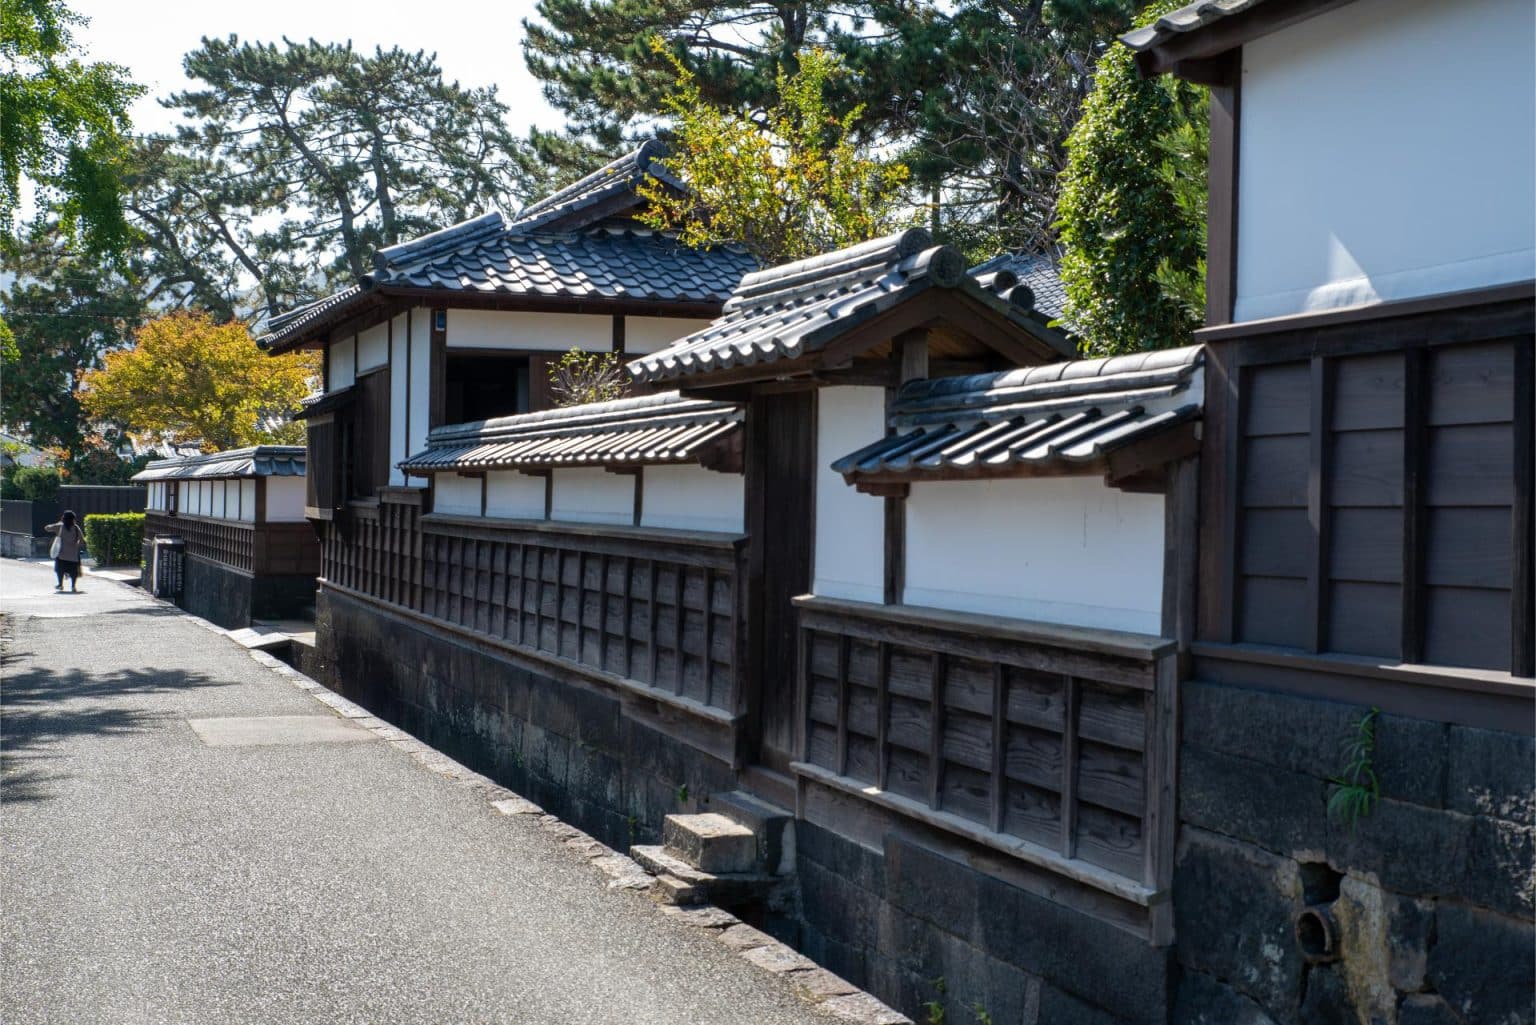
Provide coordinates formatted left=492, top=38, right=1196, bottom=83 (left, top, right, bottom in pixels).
left=180, top=554, right=316, bottom=629
left=1174, top=680, right=1534, bottom=1025
left=795, top=821, right=1174, bottom=1025
left=313, top=586, right=736, bottom=852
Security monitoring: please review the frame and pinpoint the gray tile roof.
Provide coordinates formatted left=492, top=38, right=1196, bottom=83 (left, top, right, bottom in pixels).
left=969, top=250, right=1070, bottom=327
left=830, top=345, right=1203, bottom=483
left=509, top=140, right=685, bottom=234
left=133, top=446, right=306, bottom=481
left=1121, top=0, right=1265, bottom=51
left=400, top=391, right=742, bottom=474
left=258, top=141, right=754, bottom=353
left=629, top=229, right=1071, bottom=385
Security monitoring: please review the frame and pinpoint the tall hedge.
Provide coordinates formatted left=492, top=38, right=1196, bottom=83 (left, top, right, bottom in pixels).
left=82, top=512, right=144, bottom=566
left=1057, top=0, right=1208, bottom=357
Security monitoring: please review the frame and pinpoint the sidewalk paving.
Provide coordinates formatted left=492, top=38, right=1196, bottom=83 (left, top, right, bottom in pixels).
left=0, top=557, right=834, bottom=1025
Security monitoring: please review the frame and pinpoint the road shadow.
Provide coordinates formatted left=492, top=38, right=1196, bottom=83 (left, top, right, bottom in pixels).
left=1, top=663, right=230, bottom=803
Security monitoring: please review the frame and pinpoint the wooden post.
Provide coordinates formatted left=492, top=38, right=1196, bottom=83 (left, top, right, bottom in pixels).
left=1060, top=676, right=1080, bottom=858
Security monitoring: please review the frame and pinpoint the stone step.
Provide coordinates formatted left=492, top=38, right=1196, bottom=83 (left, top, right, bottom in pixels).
left=629, top=845, right=777, bottom=907
left=707, top=791, right=795, bottom=876
left=662, top=813, right=757, bottom=874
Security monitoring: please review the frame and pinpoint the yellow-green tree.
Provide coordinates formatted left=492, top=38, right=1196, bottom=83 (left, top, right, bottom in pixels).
left=81, top=311, right=318, bottom=452
left=638, top=46, right=912, bottom=265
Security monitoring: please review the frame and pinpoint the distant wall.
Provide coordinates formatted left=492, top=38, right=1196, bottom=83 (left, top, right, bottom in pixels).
left=812, top=387, right=886, bottom=603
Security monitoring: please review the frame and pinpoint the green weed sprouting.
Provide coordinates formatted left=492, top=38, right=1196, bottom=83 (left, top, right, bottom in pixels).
left=1327, top=708, right=1381, bottom=831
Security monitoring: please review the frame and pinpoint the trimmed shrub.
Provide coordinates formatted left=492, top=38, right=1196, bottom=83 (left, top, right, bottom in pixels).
left=1, top=465, right=62, bottom=501
left=83, top=512, right=145, bottom=565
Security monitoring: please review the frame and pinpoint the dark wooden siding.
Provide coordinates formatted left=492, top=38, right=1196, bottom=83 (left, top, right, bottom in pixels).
left=1210, top=294, right=1532, bottom=678
left=306, top=416, right=338, bottom=513
left=143, top=511, right=318, bottom=577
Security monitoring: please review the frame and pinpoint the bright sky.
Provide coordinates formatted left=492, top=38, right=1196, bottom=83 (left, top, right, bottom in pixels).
left=70, top=0, right=568, bottom=138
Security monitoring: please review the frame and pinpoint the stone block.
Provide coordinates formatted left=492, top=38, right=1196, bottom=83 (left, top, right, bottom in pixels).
left=717, top=923, right=775, bottom=952
left=1426, top=902, right=1536, bottom=1025
left=1447, top=725, right=1535, bottom=825
left=975, top=867, right=1172, bottom=1025
left=1172, top=969, right=1281, bottom=1025
left=741, top=941, right=818, bottom=975
left=1181, top=745, right=1329, bottom=857
left=1297, top=965, right=1352, bottom=1025
left=798, top=821, right=887, bottom=898
left=1398, top=995, right=1468, bottom=1025
left=1036, top=982, right=1135, bottom=1025
left=1386, top=891, right=1434, bottom=993
left=874, top=903, right=944, bottom=975
left=709, top=790, right=795, bottom=874
left=1327, top=799, right=1470, bottom=903
left=1181, top=682, right=1351, bottom=776
left=884, top=836, right=980, bottom=943
left=1173, top=829, right=1304, bottom=1024
left=663, top=813, right=758, bottom=873
left=800, top=858, right=880, bottom=950
left=1464, top=813, right=1535, bottom=918
left=1370, top=713, right=1449, bottom=809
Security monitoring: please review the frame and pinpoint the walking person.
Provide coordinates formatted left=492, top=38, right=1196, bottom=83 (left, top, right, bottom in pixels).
left=44, top=511, right=86, bottom=593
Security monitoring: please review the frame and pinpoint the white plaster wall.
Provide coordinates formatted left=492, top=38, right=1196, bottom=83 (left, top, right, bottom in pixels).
left=238, top=479, right=256, bottom=522
left=409, top=309, right=432, bottom=468
left=447, top=309, right=611, bottom=351
left=486, top=471, right=546, bottom=519
left=433, top=473, right=483, bottom=516
left=211, top=480, right=227, bottom=519
left=357, top=322, right=389, bottom=372
left=813, top=387, right=888, bottom=604
left=329, top=335, right=357, bottom=390
left=1236, top=0, right=1535, bottom=321
left=261, top=476, right=305, bottom=522
left=904, top=477, right=1165, bottom=635
left=388, top=313, right=408, bottom=486
left=550, top=466, right=633, bottom=526
left=640, top=465, right=745, bottom=533
left=624, top=316, right=714, bottom=355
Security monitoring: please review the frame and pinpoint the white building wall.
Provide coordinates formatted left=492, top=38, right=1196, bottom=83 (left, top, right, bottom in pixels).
left=432, top=473, right=483, bottom=516
left=357, top=322, right=389, bottom=372
left=238, top=479, right=256, bottom=522
left=640, top=465, right=744, bottom=534
left=904, top=477, right=1165, bottom=635
left=388, top=313, right=409, bottom=486
left=550, top=466, right=633, bottom=526
left=1235, top=0, right=1535, bottom=321
left=485, top=471, right=546, bottom=519
left=265, top=476, right=308, bottom=522
left=813, top=387, right=887, bottom=604
left=328, top=335, right=357, bottom=390
left=447, top=309, right=611, bottom=351
left=409, top=309, right=432, bottom=468
left=211, top=480, right=226, bottom=519
left=624, top=316, right=715, bottom=355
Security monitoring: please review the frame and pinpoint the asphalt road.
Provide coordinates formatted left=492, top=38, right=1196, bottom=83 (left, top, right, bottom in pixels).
left=0, top=558, right=826, bottom=1025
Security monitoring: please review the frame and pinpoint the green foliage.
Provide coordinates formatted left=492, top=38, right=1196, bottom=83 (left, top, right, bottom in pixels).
left=82, top=511, right=143, bottom=565
left=0, top=0, right=144, bottom=257
left=639, top=46, right=912, bottom=265
left=0, top=229, right=145, bottom=457
left=548, top=348, right=630, bottom=407
left=1056, top=0, right=1207, bottom=356
left=1, top=464, right=61, bottom=501
left=1327, top=708, right=1381, bottom=831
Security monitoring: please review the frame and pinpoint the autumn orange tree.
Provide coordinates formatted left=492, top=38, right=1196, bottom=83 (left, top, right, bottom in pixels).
left=81, top=311, right=318, bottom=451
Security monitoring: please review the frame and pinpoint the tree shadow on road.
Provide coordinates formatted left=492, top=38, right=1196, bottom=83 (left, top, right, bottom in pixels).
left=1, top=663, right=230, bottom=803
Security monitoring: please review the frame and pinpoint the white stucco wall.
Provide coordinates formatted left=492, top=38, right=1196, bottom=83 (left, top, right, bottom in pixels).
left=238, top=479, right=256, bottom=522
left=447, top=309, right=611, bottom=351
left=357, top=321, right=389, bottom=372
left=211, top=480, right=227, bottom=519
left=813, top=387, right=888, bottom=604
left=265, top=476, right=308, bottom=522
left=904, top=477, right=1165, bottom=635
left=388, top=313, right=409, bottom=486
left=624, top=316, right=714, bottom=355
left=486, top=471, right=547, bottom=519
left=1235, top=0, right=1535, bottom=321
left=432, top=473, right=483, bottom=516
left=640, top=465, right=745, bottom=534
left=328, top=335, right=356, bottom=390
left=409, top=309, right=432, bottom=468
left=550, top=466, right=633, bottom=526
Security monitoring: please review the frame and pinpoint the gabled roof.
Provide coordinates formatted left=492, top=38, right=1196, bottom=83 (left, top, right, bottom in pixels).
left=831, top=345, right=1203, bottom=491
left=509, top=140, right=684, bottom=234
left=1121, top=0, right=1341, bottom=78
left=258, top=141, right=754, bottom=354
left=629, top=229, right=1073, bottom=387
left=132, top=446, right=306, bottom=482
left=400, top=391, right=742, bottom=475
left=969, top=250, right=1071, bottom=328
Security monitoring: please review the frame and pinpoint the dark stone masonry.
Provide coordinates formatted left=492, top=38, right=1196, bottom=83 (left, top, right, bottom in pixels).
left=181, top=554, right=316, bottom=630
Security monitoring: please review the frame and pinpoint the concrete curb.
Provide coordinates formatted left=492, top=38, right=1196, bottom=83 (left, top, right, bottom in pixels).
left=102, top=573, right=910, bottom=1025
